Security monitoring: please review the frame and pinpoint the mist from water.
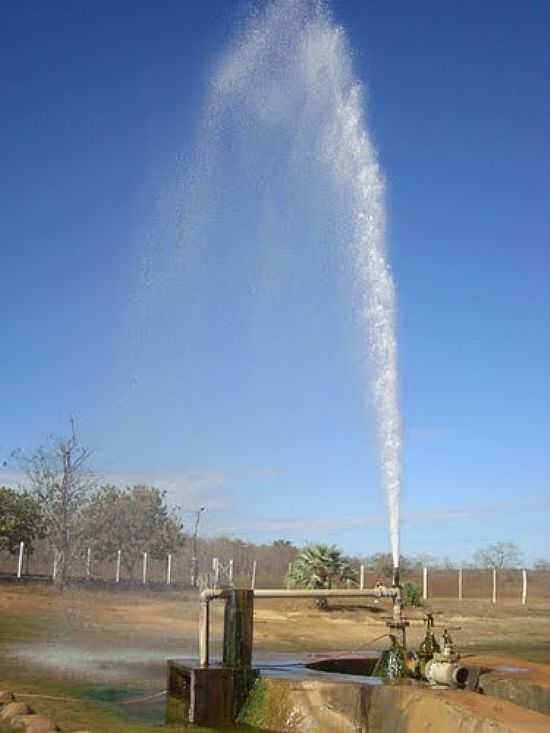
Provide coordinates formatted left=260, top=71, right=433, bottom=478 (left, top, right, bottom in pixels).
left=204, top=0, right=401, bottom=564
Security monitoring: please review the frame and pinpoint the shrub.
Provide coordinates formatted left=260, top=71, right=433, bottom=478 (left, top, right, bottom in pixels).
left=402, top=581, right=422, bottom=607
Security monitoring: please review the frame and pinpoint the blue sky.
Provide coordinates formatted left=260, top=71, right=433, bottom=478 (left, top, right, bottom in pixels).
left=1, top=1, right=549, bottom=565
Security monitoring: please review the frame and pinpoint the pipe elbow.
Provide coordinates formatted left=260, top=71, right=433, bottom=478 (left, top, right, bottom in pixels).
left=200, top=588, right=227, bottom=602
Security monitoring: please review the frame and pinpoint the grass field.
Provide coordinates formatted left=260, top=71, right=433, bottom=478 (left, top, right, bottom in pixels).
left=1, top=584, right=549, bottom=731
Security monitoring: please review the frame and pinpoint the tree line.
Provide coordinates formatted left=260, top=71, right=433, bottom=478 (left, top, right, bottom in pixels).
left=1, top=426, right=547, bottom=589
left=2, top=424, right=186, bottom=587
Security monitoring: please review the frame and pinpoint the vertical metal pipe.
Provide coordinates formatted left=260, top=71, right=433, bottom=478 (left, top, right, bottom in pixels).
left=116, top=549, right=121, bottom=583
left=86, top=547, right=92, bottom=579
left=52, top=553, right=58, bottom=581
left=17, top=541, right=24, bottom=579
left=229, top=558, right=234, bottom=584
left=422, top=567, right=428, bottom=601
left=251, top=560, right=257, bottom=590
left=360, top=564, right=365, bottom=590
left=392, top=566, right=400, bottom=587
left=522, top=568, right=527, bottom=605
left=492, top=567, right=497, bottom=604
left=458, top=568, right=463, bottom=601
left=199, top=598, right=210, bottom=667
left=167, top=554, right=172, bottom=585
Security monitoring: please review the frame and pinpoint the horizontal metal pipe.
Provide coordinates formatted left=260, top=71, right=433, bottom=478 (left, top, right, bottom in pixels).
left=252, top=587, right=398, bottom=599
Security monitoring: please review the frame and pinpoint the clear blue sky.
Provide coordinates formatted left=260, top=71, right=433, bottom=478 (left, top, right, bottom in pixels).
left=1, top=1, right=548, bottom=565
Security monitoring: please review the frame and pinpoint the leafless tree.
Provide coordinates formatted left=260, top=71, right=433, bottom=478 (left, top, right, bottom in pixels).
left=17, top=420, right=95, bottom=588
left=472, top=541, right=522, bottom=569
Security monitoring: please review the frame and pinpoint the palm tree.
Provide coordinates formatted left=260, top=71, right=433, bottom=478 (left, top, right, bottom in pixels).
left=287, top=543, right=357, bottom=609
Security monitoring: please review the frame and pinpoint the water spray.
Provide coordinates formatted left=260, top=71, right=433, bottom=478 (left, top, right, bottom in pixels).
left=207, top=0, right=402, bottom=563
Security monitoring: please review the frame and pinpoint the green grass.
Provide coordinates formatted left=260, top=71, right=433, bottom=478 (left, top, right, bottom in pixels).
left=0, top=677, right=247, bottom=732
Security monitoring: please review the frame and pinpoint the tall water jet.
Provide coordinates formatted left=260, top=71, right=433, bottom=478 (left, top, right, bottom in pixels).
left=204, top=0, right=401, bottom=564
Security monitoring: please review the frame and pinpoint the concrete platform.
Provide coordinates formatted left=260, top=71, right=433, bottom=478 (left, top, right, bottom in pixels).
left=167, top=653, right=550, bottom=731
left=466, top=655, right=550, bottom=717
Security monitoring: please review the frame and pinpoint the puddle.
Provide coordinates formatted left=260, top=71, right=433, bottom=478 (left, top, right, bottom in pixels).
left=81, top=685, right=167, bottom=724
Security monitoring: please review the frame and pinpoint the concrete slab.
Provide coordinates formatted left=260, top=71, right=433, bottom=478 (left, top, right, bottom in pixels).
left=239, top=674, right=550, bottom=732
left=465, top=655, right=550, bottom=716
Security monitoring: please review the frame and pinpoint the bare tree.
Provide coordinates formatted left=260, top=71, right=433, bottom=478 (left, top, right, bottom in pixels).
left=17, top=420, right=95, bottom=588
left=472, top=542, right=522, bottom=569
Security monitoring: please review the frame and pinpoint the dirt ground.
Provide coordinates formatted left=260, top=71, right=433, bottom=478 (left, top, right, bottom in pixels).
left=0, top=584, right=549, bottom=731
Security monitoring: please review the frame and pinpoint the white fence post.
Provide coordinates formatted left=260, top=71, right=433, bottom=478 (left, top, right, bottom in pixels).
left=422, top=567, right=428, bottom=601
left=142, top=552, right=148, bottom=585
left=458, top=568, right=463, bottom=601
left=213, top=558, right=220, bottom=589
left=251, top=560, right=257, bottom=590
left=229, top=559, right=234, bottom=585
left=167, top=554, right=172, bottom=585
left=17, top=541, right=24, bottom=579
left=359, top=564, right=365, bottom=591
left=116, top=550, right=121, bottom=583
left=52, top=553, right=58, bottom=581
left=86, top=547, right=92, bottom=579
left=492, top=567, right=497, bottom=604
left=522, top=568, right=527, bottom=605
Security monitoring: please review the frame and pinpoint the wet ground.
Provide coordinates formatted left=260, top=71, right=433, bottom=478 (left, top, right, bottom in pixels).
left=1, top=585, right=550, bottom=730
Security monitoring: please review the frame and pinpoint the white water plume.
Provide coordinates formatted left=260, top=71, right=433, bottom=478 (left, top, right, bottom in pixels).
left=207, top=0, right=401, bottom=564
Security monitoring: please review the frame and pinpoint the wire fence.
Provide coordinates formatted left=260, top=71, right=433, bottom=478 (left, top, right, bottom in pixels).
left=1, top=541, right=549, bottom=602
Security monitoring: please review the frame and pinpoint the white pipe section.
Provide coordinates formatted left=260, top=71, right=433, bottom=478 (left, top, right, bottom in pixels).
left=17, top=541, right=24, bottom=579
left=142, top=552, right=148, bottom=585
left=252, top=588, right=397, bottom=599
left=86, top=547, right=92, bottom=579
left=522, top=568, right=527, bottom=605
left=251, top=560, right=257, bottom=590
left=492, top=567, right=497, bottom=604
left=360, top=565, right=365, bottom=590
left=213, top=558, right=220, bottom=588
left=425, top=659, right=469, bottom=688
left=458, top=568, right=463, bottom=601
left=423, top=567, right=428, bottom=601
left=167, top=554, right=172, bottom=585
left=116, top=550, right=121, bottom=583
left=52, top=553, right=57, bottom=581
